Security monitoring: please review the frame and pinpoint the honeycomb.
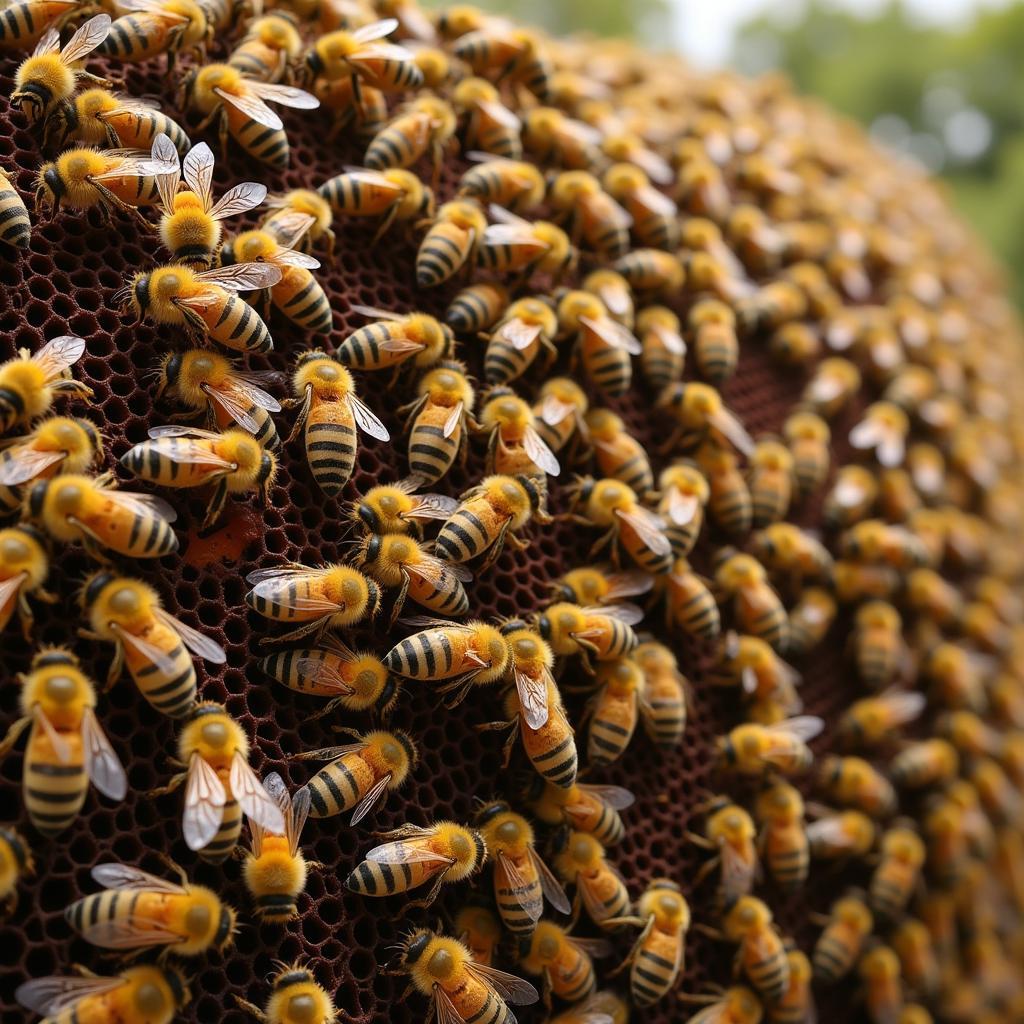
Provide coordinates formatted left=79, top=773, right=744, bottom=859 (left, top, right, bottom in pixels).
left=1, top=6, right=1023, bottom=1024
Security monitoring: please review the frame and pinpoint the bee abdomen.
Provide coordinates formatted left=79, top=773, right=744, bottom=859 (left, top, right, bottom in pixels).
left=233, top=115, right=289, bottom=169
left=255, top=893, right=299, bottom=921
left=24, top=759, right=86, bottom=836
left=132, top=648, right=197, bottom=718
left=527, top=733, right=577, bottom=789
left=674, top=591, right=720, bottom=639
left=584, top=346, right=631, bottom=397
left=345, top=857, right=418, bottom=896
left=306, top=759, right=360, bottom=817
left=588, top=717, right=632, bottom=766
left=305, top=417, right=356, bottom=495
left=645, top=699, right=685, bottom=749
left=337, top=322, right=391, bottom=369
left=435, top=509, right=491, bottom=562
left=747, top=949, right=789, bottom=1002
left=0, top=181, right=30, bottom=249
left=365, top=126, right=417, bottom=171
left=98, top=15, right=150, bottom=57
left=632, top=945, right=676, bottom=1005
left=384, top=631, right=457, bottom=679
left=275, top=275, right=331, bottom=333
left=768, top=845, right=809, bottom=890
left=813, top=935, right=853, bottom=983
left=484, top=341, right=530, bottom=384
left=555, top=956, right=595, bottom=1001
left=496, top=878, right=541, bottom=933
left=199, top=797, right=241, bottom=863
left=408, top=422, right=458, bottom=484
left=417, top=229, right=468, bottom=288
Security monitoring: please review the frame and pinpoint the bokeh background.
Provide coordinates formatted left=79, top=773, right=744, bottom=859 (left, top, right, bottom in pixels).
left=425, top=0, right=1024, bottom=306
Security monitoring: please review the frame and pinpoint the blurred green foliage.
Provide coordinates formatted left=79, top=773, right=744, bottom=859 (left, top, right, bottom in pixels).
left=733, top=1, right=1024, bottom=304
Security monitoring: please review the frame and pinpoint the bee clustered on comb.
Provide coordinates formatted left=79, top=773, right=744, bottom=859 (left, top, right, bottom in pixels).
left=1, top=1, right=1023, bottom=1023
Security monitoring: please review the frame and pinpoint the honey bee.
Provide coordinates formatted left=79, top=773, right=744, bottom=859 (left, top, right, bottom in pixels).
left=246, top=563, right=380, bottom=644
left=838, top=690, right=926, bottom=748
left=753, top=782, right=807, bottom=893
left=16, top=965, right=190, bottom=1024
left=80, top=571, right=225, bottom=719
left=317, top=166, right=432, bottom=243
left=771, top=950, right=814, bottom=1024
left=365, top=95, right=456, bottom=178
left=689, top=299, right=739, bottom=387
left=786, top=587, right=837, bottom=657
left=552, top=829, right=630, bottom=929
left=0, top=415, right=100, bottom=515
left=11, top=13, right=109, bottom=127
left=850, top=601, right=904, bottom=690
left=890, top=919, right=938, bottom=999
left=556, top=289, right=639, bottom=398
left=659, top=382, right=755, bottom=457
left=435, top=473, right=549, bottom=568
left=120, top=425, right=276, bottom=529
left=581, top=656, right=642, bottom=767
left=100, top=0, right=211, bottom=67
left=527, top=778, right=633, bottom=846
left=35, top=146, right=163, bottom=220
left=634, top=306, right=686, bottom=391
left=782, top=411, right=830, bottom=498
left=294, top=728, right=416, bottom=823
left=748, top=524, right=833, bottom=586
left=234, top=963, right=336, bottom=1024
left=479, top=204, right=575, bottom=281
left=116, top=262, right=283, bottom=354
left=747, top=440, right=793, bottom=528
left=548, top=171, right=632, bottom=260
left=800, top=356, right=861, bottom=419
left=183, top=63, right=318, bottom=168
left=482, top=297, right=558, bottom=385
left=585, top=409, right=653, bottom=497
left=890, top=739, right=959, bottom=790
left=458, top=156, right=545, bottom=211
left=228, top=12, right=303, bottom=81
left=680, top=987, right=763, bottom=1024
left=664, top=556, right=720, bottom=640
left=28, top=472, right=178, bottom=559
left=453, top=77, right=522, bottom=158
left=155, top=349, right=281, bottom=449
left=518, top=919, right=608, bottom=1005
left=346, top=820, right=484, bottom=907
left=446, top=281, right=508, bottom=336
left=66, top=860, right=235, bottom=954
left=243, top=772, right=313, bottom=923
left=922, top=642, right=986, bottom=712
left=352, top=479, right=458, bottom=535
left=522, top=107, right=600, bottom=168
left=533, top=377, right=588, bottom=456
left=634, top=640, right=689, bottom=750
left=698, top=443, right=753, bottom=538
left=604, top=162, right=680, bottom=250
left=335, top=304, right=453, bottom=373
left=416, top=198, right=486, bottom=288
left=479, top=386, right=561, bottom=478
left=538, top=600, right=641, bottom=668
left=612, top=247, right=685, bottom=296
left=303, top=18, right=421, bottom=91
left=55, top=86, right=191, bottom=154
left=455, top=902, right=502, bottom=966
left=0, top=166, right=29, bottom=249
left=690, top=797, right=758, bottom=904
left=721, top=896, right=790, bottom=1004
left=0, top=647, right=126, bottom=837
left=849, top=401, right=909, bottom=469
left=818, top=755, right=897, bottom=817
left=841, top=520, right=929, bottom=571
left=552, top=565, right=652, bottom=611
left=715, top=552, right=788, bottom=650
left=0, top=0, right=80, bottom=52
left=495, top=621, right=559, bottom=731
left=549, top=991, right=629, bottom=1024
left=859, top=946, right=903, bottom=1024
left=399, top=928, right=539, bottom=1024
left=0, top=824, right=31, bottom=912
left=262, top=187, right=336, bottom=253
left=813, top=892, right=873, bottom=983
left=806, top=810, right=876, bottom=862
left=717, top=716, right=823, bottom=776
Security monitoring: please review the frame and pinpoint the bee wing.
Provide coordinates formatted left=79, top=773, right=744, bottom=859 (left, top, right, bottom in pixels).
left=615, top=506, right=672, bottom=556
left=667, top=488, right=699, bottom=526
left=442, top=400, right=464, bottom=439
left=16, top=975, right=124, bottom=1015
left=653, top=322, right=687, bottom=355
left=805, top=371, right=847, bottom=405
left=0, top=574, right=27, bottom=611
left=719, top=840, right=757, bottom=901
left=410, top=493, right=460, bottom=519
left=832, top=475, right=871, bottom=508
left=348, top=394, right=390, bottom=442
left=587, top=602, right=644, bottom=626
left=203, top=385, right=268, bottom=435
left=767, top=716, right=824, bottom=743
left=432, top=985, right=468, bottom=1024
left=82, top=708, right=128, bottom=801
left=137, top=437, right=236, bottom=471
left=398, top=615, right=474, bottom=629
left=214, top=86, right=283, bottom=130
left=248, top=574, right=346, bottom=614
left=365, top=837, right=453, bottom=867
left=353, top=16, right=398, bottom=42
left=514, top=665, right=550, bottom=730
left=530, top=847, right=571, bottom=914
left=246, top=565, right=327, bottom=583
left=577, top=870, right=615, bottom=924
left=708, top=407, right=755, bottom=457
left=33, top=335, right=86, bottom=376
left=194, top=262, right=283, bottom=292
left=152, top=606, right=227, bottom=664
left=231, top=750, right=286, bottom=835
left=477, top=98, right=521, bottom=131
left=578, top=315, right=642, bottom=354
left=495, top=850, right=542, bottom=922
left=571, top=935, right=613, bottom=958
left=577, top=783, right=635, bottom=810
left=465, top=962, right=539, bottom=1006
left=497, top=318, right=542, bottom=351
left=59, top=13, right=110, bottom=64
left=292, top=657, right=355, bottom=696
left=353, top=41, right=416, bottom=62
left=33, top=24, right=61, bottom=55
left=183, top=750, right=226, bottom=851
left=266, top=210, right=318, bottom=248
left=482, top=224, right=542, bottom=247
left=539, top=394, right=575, bottom=427
left=878, top=689, right=927, bottom=725
left=523, top=426, right=560, bottom=477
left=488, top=203, right=531, bottom=227
left=804, top=817, right=853, bottom=848
left=91, top=862, right=185, bottom=894
left=288, top=785, right=311, bottom=854
left=406, top=552, right=473, bottom=585
left=209, top=181, right=268, bottom=222
left=596, top=571, right=652, bottom=602
left=33, top=706, right=71, bottom=765
left=247, top=79, right=320, bottom=110
left=78, top=917, right=186, bottom=949
left=118, top=0, right=187, bottom=15
left=350, top=303, right=408, bottom=322
left=181, top=141, right=214, bottom=209
left=269, top=244, right=320, bottom=269
left=90, top=154, right=158, bottom=182
left=0, top=444, right=66, bottom=485
left=350, top=771, right=392, bottom=825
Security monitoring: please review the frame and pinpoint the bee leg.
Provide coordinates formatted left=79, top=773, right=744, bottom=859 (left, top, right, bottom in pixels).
left=587, top=528, right=614, bottom=559
left=403, top=872, right=447, bottom=911
left=388, top=575, right=410, bottom=629
left=200, top=479, right=229, bottom=532
left=148, top=772, right=187, bottom=799
left=155, top=851, right=190, bottom=887
left=324, top=227, right=337, bottom=259
left=78, top=70, right=110, bottom=87
left=690, top=851, right=721, bottom=887
left=370, top=203, right=399, bottom=245
left=0, top=716, right=30, bottom=758
left=479, top=519, right=512, bottom=572
left=233, top=996, right=269, bottom=1022
left=259, top=617, right=327, bottom=646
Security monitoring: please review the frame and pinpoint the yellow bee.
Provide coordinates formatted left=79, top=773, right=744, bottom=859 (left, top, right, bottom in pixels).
left=838, top=690, right=926, bottom=748
left=786, top=587, right=837, bottom=657
left=0, top=166, right=30, bottom=249
left=0, top=0, right=80, bottom=52
left=447, top=281, right=509, bottom=335
left=527, top=778, right=633, bottom=846
left=482, top=297, right=558, bottom=385
left=584, top=409, right=653, bottom=497
left=346, top=820, right=484, bottom=907
left=659, top=381, right=754, bottom=457
left=453, top=19, right=551, bottom=94
left=365, top=95, right=456, bottom=177
left=54, top=86, right=189, bottom=156
left=16, top=965, right=190, bottom=1024
left=66, top=859, right=235, bottom=955
left=783, top=411, right=830, bottom=498
left=476, top=801, right=570, bottom=935
left=721, top=896, right=790, bottom=1004
left=604, top=162, right=679, bottom=250
left=11, top=13, right=109, bottom=127
left=849, top=401, right=909, bottom=468
left=813, top=892, right=873, bottom=983
left=533, top=377, right=588, bottom=456
left=399, top=928, right=539, bottom=1024
left=245, top=562, right=380, bottom=644
left=453, top=76, right=522, bottom=158
left=116, top=262, right=283, bottom=354
left=435, top=474, right=549, bottom=568
left=28, top=471, right=178, bottom=559
left=149, top=136, right=266, bottom=269
left=556, top=289, right=639, bottom=398
left=770, top=950, right=814, bottom=1024
left=416, top=198, right=486, bottom=288
left=552, top=829, right=630, bottom=929
left=800, top=356, right=861, bottom=418
left=458, top=156, right=545, bottom=211
left=715, top=553, right=788, bottom=649
left=481, top=209, right=576, bottom=289
left=552, top=565, right=652, bottom=611
left=155, top=349, right=282, bottom=449
left=0, top=825, right=31, bottom=912
left=35, top=146, right=163, bottom=220
left=859, top=946, right=903, bottom=1024
left=0, top=415, right=100, bottom=515
left=612, top=247, right=685, bottom=296
left=235, top=962, right=336, bottom=1024
left=317, top=168, right=431, bottom=248
left=818, top=755, right=897, bottom=816
left=80, top=571, right=224, bottom=719
left=749, top=524, right=833, bottom=585
left=890, top=739, right=959, bottom=790
left=262, top=187, right=336, bottom=253
left=550, top=990, right=629, bottom=1024
left=243, top=772, right=313, bottom=923
left=336, top=304, right=453, bottom=373
left=183, top=63, right=319, bottom=169
left=284, top=352, right=389, bottom=496
left=747, top=440, right=793, bottom=528
left=479, top=387, right=561, bottom=479
left=690, top=797, right=758, bottom=904
left=519, top=918, right=609, bottom=1004
left=686, top=298, right=738, bottom=387
left=583, top=656, right=644, bottom=768
left=921, top=641, right=986, bottom=712
left=890, top=919, right=939, bottom=999
left=538, top=600, right=641, bottom=669
left=823, top=466, right=878, bottom=530
left=303, top=17, right=421, bottom=91
left=522, top=106, right=600, bottom=168
left=697, top=442, right=752, bottom=538
left=99, top=0, right=209, bottom=67
left=152, top=702, right=285, bottom=861
left=939, top=709, right=1003, bottom=761
left=680, top=986, right=763, bottom=1024
left=636, top=305, right=686, bottom=391
left=455, top=902, right=502, bottom=966
left=315, top=71, right=388, bottom=141
left=850, top=602, right=903, bottom=690
left=754, top=782, right=808, bottom=893
left=718, top=716, right=823, bottom=777
left=841, top=520, right=929, bottom=571
left=0, top=647, right=126, bottom=837
left=294, top=728, right=416, bottom=823
left=352, top=479, right=458, bottom=535
left=634, top=640, right=689, bottom=750
left=548, top=170, right=632, bottom=260
left=228, top=13, right=303, bottom=82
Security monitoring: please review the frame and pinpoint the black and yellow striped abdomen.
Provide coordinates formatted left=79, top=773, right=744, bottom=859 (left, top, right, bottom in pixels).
left=204, top=292, right=273, bottom=354
left=744, top=935, right=789, bottom=1003
left=224, top=102, right=290, bottom=169
left=417, top=222, right=472, bottom=288
left=405, top=570, right=469, bottom=617
left=24, top=725, right=86, bottom=837
left=484, top=336, right=538, bottom=385
left=668, top=575, right=720, bottom=639
left=764, top=828, right=809, bottom=893
left=302, top=397, right=356, bottom=496
left=0, top=174, right=30, bottom=250
left=98, top=14, right=177, bottom=61
left=550, top=948, right=596, bottom=1002
left=336, top=321, right=411, bottom=370
left=121, top=622, right=197, bottom=718
left=630, top=928, right=681, bottom=1007
left=494, top=853, right=541, bottom=934
left=520, top=710, right=577, bottom=789
left=587, top=690, right=636, bottom=767
left=306, top=753, right=374, bottom=818
left=581, top=332, right=631, bottom=398
left=643, top=688, right=685, bottom=750
left=346, top=856, right=436, bottom=897
left=272, top=266, right=331, bottom=333
left=364, top=116, right=429, bottom=171
left=663, top=511, right=701, bottom=559
left=435, top=502, right=501, bottom=563
left=121, top=438, right=226, bottom=488
left=813, top=925, right=858, bottom=983
left=407, top=402, right=461, bottom=485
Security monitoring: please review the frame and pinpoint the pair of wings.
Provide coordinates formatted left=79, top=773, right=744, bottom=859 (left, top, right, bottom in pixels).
left=246, top=564, right=357, bottom=616
left=16, top=972, right=127, bottom=1017
left=577, top=314, right=642, bottom=355
left=129, top=424, right=243, bottom=476
left=250, top=771, right=309, bottom=857
left=291, top=635, right=365, bottom=696
left=34, top=11, right=108, bottom=62
left=662, top=485, right=700, bottom=527
left=213, top=77, right=318, bottom=132
left=805, top=814, right=866, bottom=852
left=362, top=824, right=457, bottom=875
left=69, top=479, right=178, bottom=537
left=614, top=504, right=671, bottom=557
left=538, top=393, right=585, bottom=432
left=644, top=319, right=687, bottom=357
left=344, top=20, right=419, bottom=75
left=149, top=134, right=267, bottom=221
left=110, top=600, right=225, bottom=675
left=331, top=389, right=391, bottom=442
left=183, top=748, right=285, bottom=851
left=168, top=263, right=284, bottom=309
left=25, top=334, right=86, bottom=383
left=754, top=717, right=825, bottom=766
left=482, top=204, right=551, bottom=256
left=380, top=480, right=460, bottom=522
left=849, top=413, right=905, bottom=467
left=703, top=403, right=755, bottom=458
left=567, top=604, right=645, bottom=647
left=0, top=438, right=74, bottom=486
left=304, top=740, right=395, bottom=824
left=430, top=964, right=538, bottom=1024
left=467, top=95, right=521, bottom=132
left=495, top=846, right=571, bottom=918
left=401, top=548, right=473, bottom=588
left=32, top=704, right=127, bottom=801
left=563, top=783, right=635, bottom=821
left=200, top=369, right=282, bottom=435
left=501, top=424, right=560, bottom=477
left=512, top=661, right=555, bottom=730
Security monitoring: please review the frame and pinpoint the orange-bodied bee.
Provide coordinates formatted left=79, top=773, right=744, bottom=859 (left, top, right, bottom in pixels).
left=787, top=587, right=837, bottom=657
left=552, top=565, right=652, bottom=612
left=56, top=87, right=190, bottom=154
left=806, top=810, right=876, bottom=861
left=698, top=442, right=753, bottom=538
left=447, top=281, right=509, bottom=335
left=364, top=95, right=456, bottom=177
left=285, top=351, right=389, bottom=496
left=716, top=552, right=788, bottom=650
left=336, top=304, right=453, bottom=373
left=519, top=919, right=608, bottom=1004
left=399, top=361, right=475, bottom=486
left=635, top=640, right=689, bottom=750
left=838, top=690, right=926, bottom=748
left=690, top=797, right=758, bottom=904
left=800, top=356, right=861, bottom=419
left=0, top=0, right=80, bottom=52
left=416, top=198, right=486, bottom=288
left=11, top=13, right=109, bottom=127
left=453, top=77, right=522, bottom=158
left=482, top=297, right=559, bottom=386
left=859, top=946, right=903, bottom=1024
left=613, top=247, right=685, bottom=296
left=754, top=781, right=808, bottom=893
left=712, top=632, right=801, bottom=720
left=117, top=262, right=282, bottom=354
left=748, top=439, right=794, bottom=527
left=771, top=950, right=814, bottom=1024
left=636, top=305, right=686, bottom=391
left=538, top=601, right=641, bottom=668
left=28, top=472, right=178, bottom=559
left=352, top=480, right=458, bottom=536
left=552, top=829, right=630, bottom=929
left=890, top=739, right=958, bottom=790
left=0, top=335, right=89, bottom=433
left=721, top=896, right=790, bottom=1004
left=527, top=778, right=633, bottom=846
left=228, top=12, right=302, bottom=82
left=823, top=466, right=878, bottom=530
left=0, top=647, right=126, bottom=837
left=458, top=156, right=545, bottom=211
left=478, top=204, right=575, bottom=281
left=689, top=298, right=739, bottom=386
left=841, top=520, right=929, bottom=571
left=0, top=525, right=53, bottom=639
left=604, top=162, right=679, bottom=250
left=717, top=716, right=823, bottom=777
left=819, top=755, right=897, bottom=817
left=317, top=166, right=431, bottom=241
left=246, top=563, right=380, bottom=644
left=921, top=642, right=986, bottom=712
left=813, top=892, right=873, bottom=983
left=98, top=0, right=209, bottom=67
left=533, top=377, right=588, bottom=456
left=783, top=411, right=830, bottom=498
left=183, top=63, right=319, bottom=169
left=557, top=289, right=639, bottom=398
left=583, top=656, right=643, bottom=768
left=315, top=70, right=388, bottom=142
left=586, top=409, right=653, bottom=497
left=35, top=146, right=163, bottom=220
left=303, top=17, right=421, bottom=91
left=680, top=986, right=763, bottom=1024
left=548, top=170, right=632, bottom=260
left=294, top=728, right=417, bottom=823
left=665, top=556, right=721, bottom=640
left=478, top=386, right=561, bottom=478
left=476, top=801, right=570, bottom=934
left=659, top=382, right=754, bottom=457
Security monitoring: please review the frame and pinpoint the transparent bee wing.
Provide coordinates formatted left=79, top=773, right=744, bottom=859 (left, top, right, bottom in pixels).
left=289, top=785, right=311, bottom=854
left=32, top=335, right=85, bottom=377
left=248, top=79, right=320, bottom=109
left=514, top=666, right=549, bottom=730
left=768, top=716, right=824, bottom=743
left=523, top=425, right=560, bottom=476
left=0, top=444, right=66, bottom=485
left=442, top=401, right=464, bottom=439
left=578, top=783, right=635, bottom=809
left=293, top=657, right=355, bottom=695
left=340, top=167, right=403, bottom=192
left=833, top=476, right=871, bottom=508
left=33, top=705, right=71, bottom=765
left=540, top=394, right=575, bottom=426
left=82, top=707, right=127, bottom=801
left=181, top=141, right=214, bottom=210
left=667, top=488, right=699, bottom=526
left=118, top=0, right=188, bottom=15
left=482, top=224, right=544, bottom=248
left=350, top=303, right=407, bottom=322
left=615, top=506, right=672, bottom=556
left=653, top=322, right=686, bottom=355
left=269, top=244, right=320, bottom=269
left=708, top=407, right=755, bottom=457
left=432, top=985, right=467, bottom=1024
left=719, top=840, right=756, bottom=901
left=0, top=574, right=27, bottom=610
left=204, top=386, right=262, bottom=434
left=590, top=602, right=644, bottom=626
left=246, top=565, right=328, bottom=583
left=350, top=771, right=392, bottom=825
left=183, top=751, right=226, bottom=851
left=111, top=621, right=181, bottom=677
left=466, top=962, right=540, bottom=1006
left=351, top=41, right=416, bottom=63
left=406, top=552, right=473, bottom=586
left=496, top=850, right=542, bottom=921
left=265, top=210, right=318, bottom=247
left=498, top=318, right=542, bottom=351
left=365, top=837, right=453, bottom=866
left=530, top=848, right=571, bottom=914
left=32, top=24, right=61, bottom=55
left=214, top=86, right=283, bottom=130
left=230, top=750, right=286, bottom=835
left=59, top=12, right=109, bottom=64
left=78, top=917, right=184, bottom=949
left=804, top=817, right=853, bottom=848
left=147, top=424, right=220, bottom=440
left=91, top=862, right=185, bottom=893
left=410, top=493, right=460, bottom=519
left=195, top=262, right=283, bottom=291
left=577, top=315, right=641, bottom=354
left=487, top=203, right=531, bottom=227
left=153, top=606, right=226, bottom=664
left=209, top=180, right=268, bottom=222
left=16, top=974, right=123, bottom=1015
left=353, top=16, right=398, bottom=42
left=477, top=98, right=521, bottom=131
left=248, top=574, right=346, bottom=614
left=132, top=437, right=235, bottom=472
left=348, top=393, right=390, bottom=442
left=600, top=571, right=654, bottom=601
left=879, top=689, right=926, bottom=724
